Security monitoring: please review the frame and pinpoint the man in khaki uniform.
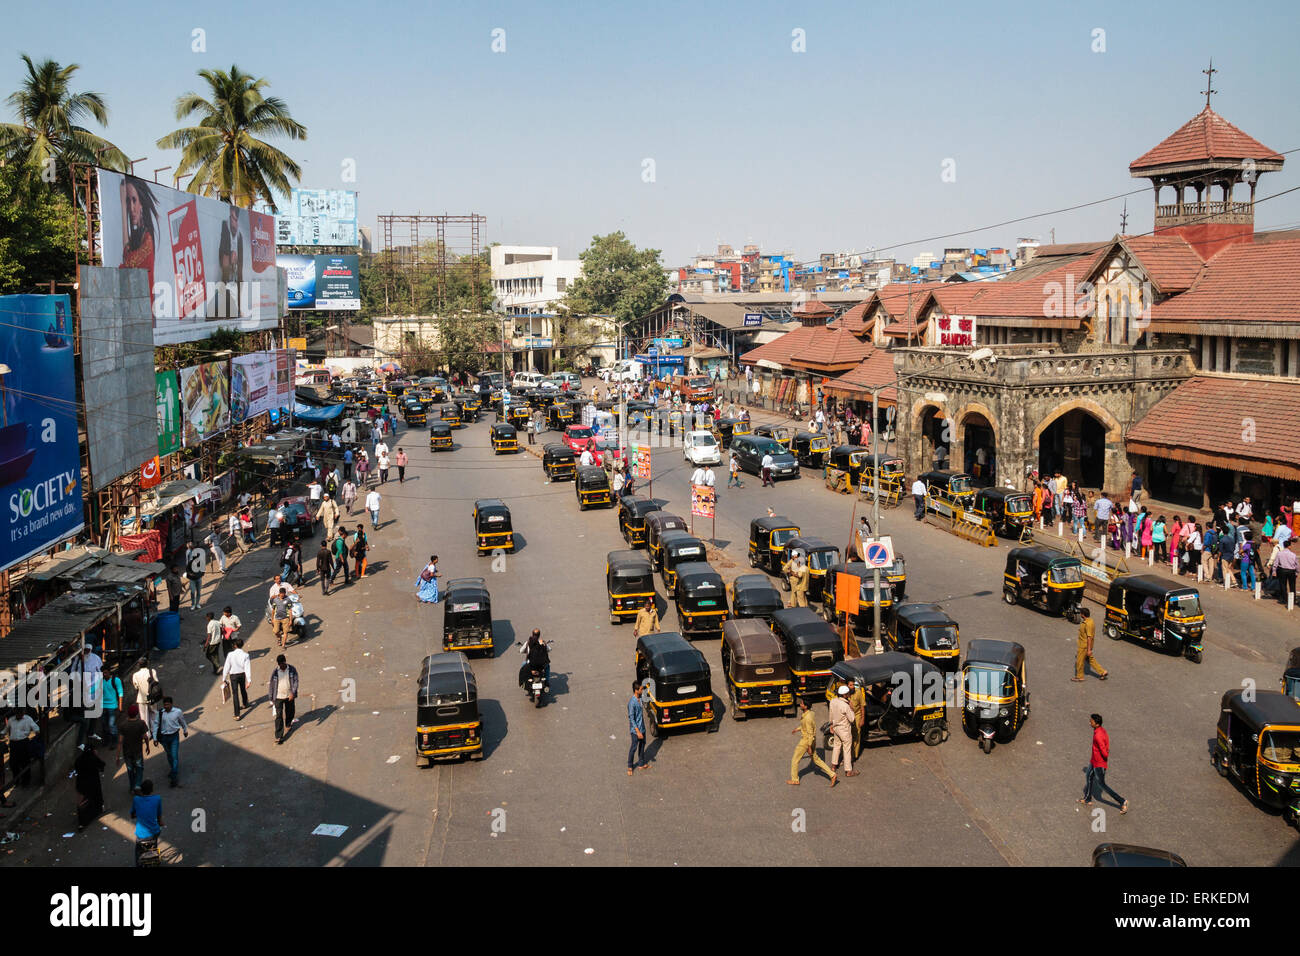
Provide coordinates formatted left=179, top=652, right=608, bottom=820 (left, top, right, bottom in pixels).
left=849, top=683, right=867, bottom=758
left=633, top=601, right=660, bottom=638
left=828, top=685, right=858, bottom=775
left=790, top=555, right=810, bottom=609
left=1072, top=607, right=1108, bottom=681
left=788, top=698, right=836, bottom=786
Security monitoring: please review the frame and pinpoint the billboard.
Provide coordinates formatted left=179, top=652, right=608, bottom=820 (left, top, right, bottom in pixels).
left=155, top=371, right=181, bottom=456
left=0, top=295, right=86, bottom=571
left=280, top=254, right=361, bottom=310
left=97, top=171, right=281, bottom=344
left=273, top=189, right=358, bottom=246
left=232, top=350, right=294, bottom=423
left=179, top=362, right=230, bottom=447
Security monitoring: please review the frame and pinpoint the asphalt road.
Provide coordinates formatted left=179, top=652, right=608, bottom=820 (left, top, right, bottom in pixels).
left=9, top=399, right=1300, bottom=867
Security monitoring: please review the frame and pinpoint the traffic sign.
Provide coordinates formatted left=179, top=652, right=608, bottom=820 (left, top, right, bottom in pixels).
left=860, top=535, right=895, bottom=568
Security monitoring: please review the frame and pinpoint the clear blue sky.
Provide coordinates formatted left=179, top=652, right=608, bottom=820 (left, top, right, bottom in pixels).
left=6, top=0, right=1299, bottom=268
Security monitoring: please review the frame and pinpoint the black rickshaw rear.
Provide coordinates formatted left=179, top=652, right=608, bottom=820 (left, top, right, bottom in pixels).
left=617, top=495, right=662, bottom=547
left=576, top=465, right=613, bottom=510
left=644, top=512, right=689, bottom=571
left=542, top=442, right=577, bottom=481
left=720, top=619, right=795, bottom=719
left=442, top=578, right=494, bottom=655
left=606, top=550, right=656, bottom=625
left=416, top=651, right=484, bottom=764
left=672, top=561, right=729, bottom=639
left=635, top=632, right=715, bottom=736
left=659, top=531, right=706, bottom=590
left=729, top=573, right=784, bottom=623
left=490, top=422, right=519, bottom=454
left=473, top=498, right=515, bottom=555
left=428, top=420, right=454, bottom=451
left=770, top=607, right=842, bottom=697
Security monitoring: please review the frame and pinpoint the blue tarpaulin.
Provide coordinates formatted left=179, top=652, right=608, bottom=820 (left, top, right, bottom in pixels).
left=293, top=402, right=346, bottom=423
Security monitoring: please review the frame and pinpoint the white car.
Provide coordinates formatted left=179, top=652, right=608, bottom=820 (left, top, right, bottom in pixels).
left=600, top=360, right=641, bottom=383
left=512, top=371, right=546, bottom=389
left=683, top=430, right=722, bottom=466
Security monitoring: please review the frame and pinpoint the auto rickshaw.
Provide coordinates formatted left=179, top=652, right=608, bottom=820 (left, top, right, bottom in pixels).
left=453, top=394, right=478, bottom=423
left=972, top=487, right=1034, bottom=537
left=715, top=416, right=751, bottom=449
left=863, top=453, right=905, bottom=485
left=1091, top=844, right=1187, bottom=867
left=1285, top=648, right=1300, bottom=700
left=617, top=495, right=663, bottom=547
left=883, top=555, right=907, bottom=601
left=791, top=431, right=831, bottom=470
left=753, top=424, right=794, bottom=450
left=729, top=574, right=784, bottom=623
left=606, top=550, right=656, bottom=625
left=820, top=561, right=894, bottom=635
left=1212, top=689, right=1300, bottom=827
left=385, top=380, right=408, bottom=400
left=428, top=420, right=454, bottom=452
left=442, top=578, right=495, bottom=655
left=635, top=632, right=714, bottom=736
left=673, top=561, right=729, bottom=640
left=1103, top=574, right=1205, bottom=663
left=826, top=444, right=869, bottom=485
left=457, top=391, right=481, bottom=416
left=886, top=603, right=960, bottom=675
left=415, top=651, right=484, bottom=765
left=439, top=402, right=462, bottom=428
left=720, top=619, right=796, bottom=720
left=490, top=422, right=519, bottom=454
left=780, top=537, right=841, bottom=600
left=826, top=652, right=948, bottom=748
left=770, top=606, right=842, bottom=696
left=748, top=515, right=800, bottom=575
left=542, top=442, right=576, bottom=481
left=920, top=469, right=975, bottom=514
left=402, top=401, right=427, bottom=426
left=961, top=639, right=1028, bottom=753
left=645, top=512, right=689, bottom=571
left=659, top=531, right=706, bottom=590
left=1003, top=547, right=1085, bottom=622
left=506, top=403, right=532, bottom=429
left=575, top=465, right=613, bottom=510
left=472, top=498, right=514, bottom=555
left=546, top=402, right=575, bottom=431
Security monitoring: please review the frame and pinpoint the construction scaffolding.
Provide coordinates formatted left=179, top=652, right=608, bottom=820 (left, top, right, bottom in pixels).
left=378, top=213, right=487, bottom=314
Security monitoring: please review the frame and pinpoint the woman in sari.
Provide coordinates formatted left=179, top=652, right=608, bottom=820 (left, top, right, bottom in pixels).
left=74, top=742, right=105, bottom=830
left=415, top=556, right=441, bottom=603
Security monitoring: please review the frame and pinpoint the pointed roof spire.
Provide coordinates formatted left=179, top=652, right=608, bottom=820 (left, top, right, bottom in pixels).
left=1202, top=58, right=1217, bottom=108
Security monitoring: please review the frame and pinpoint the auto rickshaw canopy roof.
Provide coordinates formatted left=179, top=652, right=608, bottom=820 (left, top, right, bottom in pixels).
left=831, top=651, right=942, bottom=688
left=645, top=512, right=687, bottom=534
left=1220, top=689, right=1300, bottom=728
left=771, top=607, right=839, bottom=648
left=607, top=550, right=653, bottom=577
left=542, top=442, right=574, bottom=459
left=576, top=465, right=610, bottom=487
left=1109, top=574, right=1200, bottom=601
left=920, top=469, right=971, bottom=483
left=491, top=423, right=518, bottom=437
left=1005, top=547, right=1081, bottom=574
left=732, top=573, right=782, bottom=602
left=619, top=495, right=664, bottom=518
left=444, top=577, right=489, bottom=602
left=793, top=430, right=830, bottom=446
left=786, top=536, right=838, bottom=557
left=894, top=602, right=955, bottom=631
left=418, top=651, right=478, bottom=703
left=428, top=421, right=452, bottom=435
left=830, top=444, right=867, bottom=463
left=661, top=532, right=705, bottom=556
left=722, top=620, right=787, bottom=664
left=638, top=632, right=710, bottom=680
left=964, top=639, right=1024, bottom=671
left=674, top=560, right=724, bottom=591
left=750, top=515, right=797, bottom=537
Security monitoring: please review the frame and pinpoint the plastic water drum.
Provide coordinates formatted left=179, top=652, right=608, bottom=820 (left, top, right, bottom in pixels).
left=154, top=611, right=181, bottom=650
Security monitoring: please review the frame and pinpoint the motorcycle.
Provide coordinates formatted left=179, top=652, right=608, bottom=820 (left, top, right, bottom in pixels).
left=515, top=640, right=554, bottom=708
left=266, top=591, right=308, bottom=640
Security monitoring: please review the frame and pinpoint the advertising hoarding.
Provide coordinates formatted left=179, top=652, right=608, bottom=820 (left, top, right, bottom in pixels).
left=156, top=371, right=181, bottom=456
left=0, top=295, right=86, bottom=571
left=179, top=362, right=231, bottom=447
left=97, top=171, right=280, bottom=344
left=280, top=254, right=361, bottom=311
left=273, top=188, right=358, bottom=246
left=232, top=350, right=294, bottom=423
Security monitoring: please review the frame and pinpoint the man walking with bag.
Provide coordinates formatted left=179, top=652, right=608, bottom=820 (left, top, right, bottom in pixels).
left=221, top=638, right=252, bottom=719
left=269, top=654, right=299, bottom=745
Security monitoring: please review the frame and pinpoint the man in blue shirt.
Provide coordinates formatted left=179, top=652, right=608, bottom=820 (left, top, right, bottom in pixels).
left=1094, top=493, right=1113, bottom=542
left=627, top=681, right=648, bottom=775
left=132, top=779, right=163, bottom=867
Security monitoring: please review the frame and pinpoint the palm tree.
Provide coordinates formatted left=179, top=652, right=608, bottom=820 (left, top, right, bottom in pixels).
left=0, top=55, right=128, bottom=190
left=157, top=65, right=306, bottom=211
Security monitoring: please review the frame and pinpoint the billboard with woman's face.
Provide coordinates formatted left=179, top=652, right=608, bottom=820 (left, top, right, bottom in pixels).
left=98, top=171, right=281, bottom=345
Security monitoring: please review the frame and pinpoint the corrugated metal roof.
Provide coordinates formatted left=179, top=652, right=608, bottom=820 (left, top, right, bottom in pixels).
left=0, top=591, right=133, bottom=673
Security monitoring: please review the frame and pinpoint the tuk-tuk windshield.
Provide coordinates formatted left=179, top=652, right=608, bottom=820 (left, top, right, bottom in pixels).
left=886, top=559, right=906, bottom=577
left=1005, top=494, right=1031, bottom=513
left=612, top=571, right=653, bottom=592
left=809, top=436, right=830, bottom=450
left=1167, top=593, right=1202, bottom=618
left=1261, top=730, right=1300, bottom=763
left=770, top=527, right=797, bottom=547
left=807, top=549, right=839, bottom=571
left=848, top=452, right=868, bottom=467
left=965, top=666, right=1015, bottom=700
left=1050, top=564, right=1084, bottom=585
left=949, top=476, right=972, bottom=494
left=918, top=625, right=958, bottom=650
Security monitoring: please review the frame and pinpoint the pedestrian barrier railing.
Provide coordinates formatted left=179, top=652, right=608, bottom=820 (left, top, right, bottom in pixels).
left=1030, top=537, right=1130, bottom=603
left=859, top=475, right=902, bottom=507
left=824, top=466, right=852, bottom=495
left=926, top=494, right=996, bottom=547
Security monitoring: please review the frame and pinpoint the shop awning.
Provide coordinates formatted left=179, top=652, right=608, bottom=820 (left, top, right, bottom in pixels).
left=1126, top=375, right=1300, bottom=481
left=0, top=590, right=133, bottom=692
left=138, top=479, right=216, bottom=518
left=28, top=546, right=162, bottom=583
left=293, top=402, right=346, bottom=423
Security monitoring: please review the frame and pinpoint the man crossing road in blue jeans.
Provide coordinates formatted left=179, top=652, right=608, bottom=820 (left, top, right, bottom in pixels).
left=627, top=681, right=650, bottom=775
left=1080, top=713, right=1129, bottom=814
left=151, top=697, right=189, bottom=788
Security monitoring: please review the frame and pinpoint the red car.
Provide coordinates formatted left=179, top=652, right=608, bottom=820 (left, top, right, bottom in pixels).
left=276, top=496, right=317, bottom=540
left=595, top=439, right=628, bottom=469
left=562, top=425, right=596, bottom=454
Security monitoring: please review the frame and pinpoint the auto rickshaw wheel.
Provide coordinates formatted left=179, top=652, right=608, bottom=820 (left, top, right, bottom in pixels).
left=1213, top=752, right=1229, bottom=777
left=1065, top=607, right=1081, bottom=625
left=1106, top=624, right=1121, bottom=641
left=781, top=576, right=790, bottom=592
left=1188, top=649, right=1203, bottom=664
left=749, top=552, right=758, bottom=568
left=647, top=709, right=661, bottom=738
left=979, top=735, right=993, bottom=754
left=1002, top=589, right=1016, bottom=606
left=611, top=614, right=621, bottom=625
left=469, top=748, right=485, bottom=762
left=415, top=753, right=430, bottom=769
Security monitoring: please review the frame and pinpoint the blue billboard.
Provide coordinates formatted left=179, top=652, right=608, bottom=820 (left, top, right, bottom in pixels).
left=279, top=254, right=361, bottom=311
left=0, top=295, right=86, bottom=571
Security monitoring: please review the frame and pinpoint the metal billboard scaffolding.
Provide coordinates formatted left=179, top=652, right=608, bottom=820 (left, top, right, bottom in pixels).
left=378, top=214, right=486, bottom=313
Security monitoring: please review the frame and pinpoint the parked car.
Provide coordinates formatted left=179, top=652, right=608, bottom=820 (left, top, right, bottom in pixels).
left=730, top=436, right=799, bottom=480
left=683, top=429, right=722, bottom=466
left=600, top=359, right=641, bottom=383
left=276, top=496, right=317, bottom=539
left=512, top=371, right=546, bottom=390
left=549, top=371, right=581, bottom=390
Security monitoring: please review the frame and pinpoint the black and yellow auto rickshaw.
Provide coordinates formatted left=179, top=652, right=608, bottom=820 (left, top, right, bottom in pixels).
left=575, top=465, right=613, bottom=510
left=402, top=400, right=427, bottom=426
left=506, top=402, right=533, bottom=429
left=415, top=651, right=484, bottom=765
left=1103, top=574, right=1205, bottom=663
left=1285, top=648, right=1300, bottom=700
left=606, top=549, right=656, bottom=625
left=472, top=498, right=514, bottom=554
left=635, top=632, right=714, bottom=736
left=644, top=512, right=689, bottom=571
left=729, top=573, right=784, bottom=623
left=791, top=431, right=831, bottom=470
left=715, top=416, right=751, bottom=449
left=542, top=442, right=577, bottom=481
left=442, top=578, right=494, bottom=655
left=439, top=402, right=462, bottom=428
left=490, top=422, right=519, bottom=454
left=385, top=380, right=408, bottom=400
left=826, top=652, right=949, bottom=748
left=748, top=515, right=800, bottom=575
left=961, top=639, right=1028, bottom=753
left=972, top=487, right=1033, bottom=537
left=617, top=495, right=663, bottom=547
left=545, top=401, right=574, bottom=431
left=753, top=424, right=794, bottom=450
left=428, top=420, right=454, bottom=452
left=886, top=603, right=960, bottom=675
left=659, top=531, right=706, bottom=590
left=826, top=444, right=869, bottom=491
left=920, top=469, right=975, bottom=515
left=780, top=536, right=841, bottom=600
left=673, top=561, right=729, bottom=639
left=820, top=561, right=894, bottom=635
left=770, top=606, right=843, bottom=697
left=720, top=619, right=796, bottom=720
left=1002, top=547, right=1085, bottom=622
left=1212, top=689, right=1300, bottom=827
left=863, top=453, right=905, bottom=486
left=1092, top=844, right=1187, bottom=868
left=883, top=554, right=908, bottom=601
left=456, top=391, right=481, bottom=418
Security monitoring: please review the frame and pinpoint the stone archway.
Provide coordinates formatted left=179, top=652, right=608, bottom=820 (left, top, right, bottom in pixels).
left=1032, top=398, right=1123, bottom=490
left=956, top=401, right=999, bottom=484
left=910, top=398, right=952, bottom=472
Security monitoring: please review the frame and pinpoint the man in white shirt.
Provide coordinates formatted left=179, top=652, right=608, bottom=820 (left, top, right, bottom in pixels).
left=221, top=637, right=252, bottom=719
left=760, top=453, right=775, bottom=488
left=267, top=574, right=298, bottom=603
left=267, top=505, right=284, bottom=546
left=814, top=408, right=825, bottom=432
left=307, top=480, right=322, bottom=504
left=1236, top=497, right=1254, bottom=522
left=690, top=465, right=716, bottom=488
left=912, top=477, right=927, bottom=520
left=579, top=448, right=595, bottom=467
left=365, top=488, right=382, bottom=530
left=374, top=439, right=389, bottom=461
left=330, top=433, right=341, bottom=449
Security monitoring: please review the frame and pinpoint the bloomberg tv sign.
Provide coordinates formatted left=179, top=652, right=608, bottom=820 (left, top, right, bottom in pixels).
left=279, top=254, right=361, bottom=311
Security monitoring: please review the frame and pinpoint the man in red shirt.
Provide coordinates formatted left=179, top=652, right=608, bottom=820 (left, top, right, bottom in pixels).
left=1080, top=713, right=1128, bottom=813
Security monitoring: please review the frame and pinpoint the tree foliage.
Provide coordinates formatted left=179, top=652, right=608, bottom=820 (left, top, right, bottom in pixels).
left=562, top=231, right=668, bottom=327
left=0, top=164, right=79, bottom=294
left=360, top=247, right=491, bottom=318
